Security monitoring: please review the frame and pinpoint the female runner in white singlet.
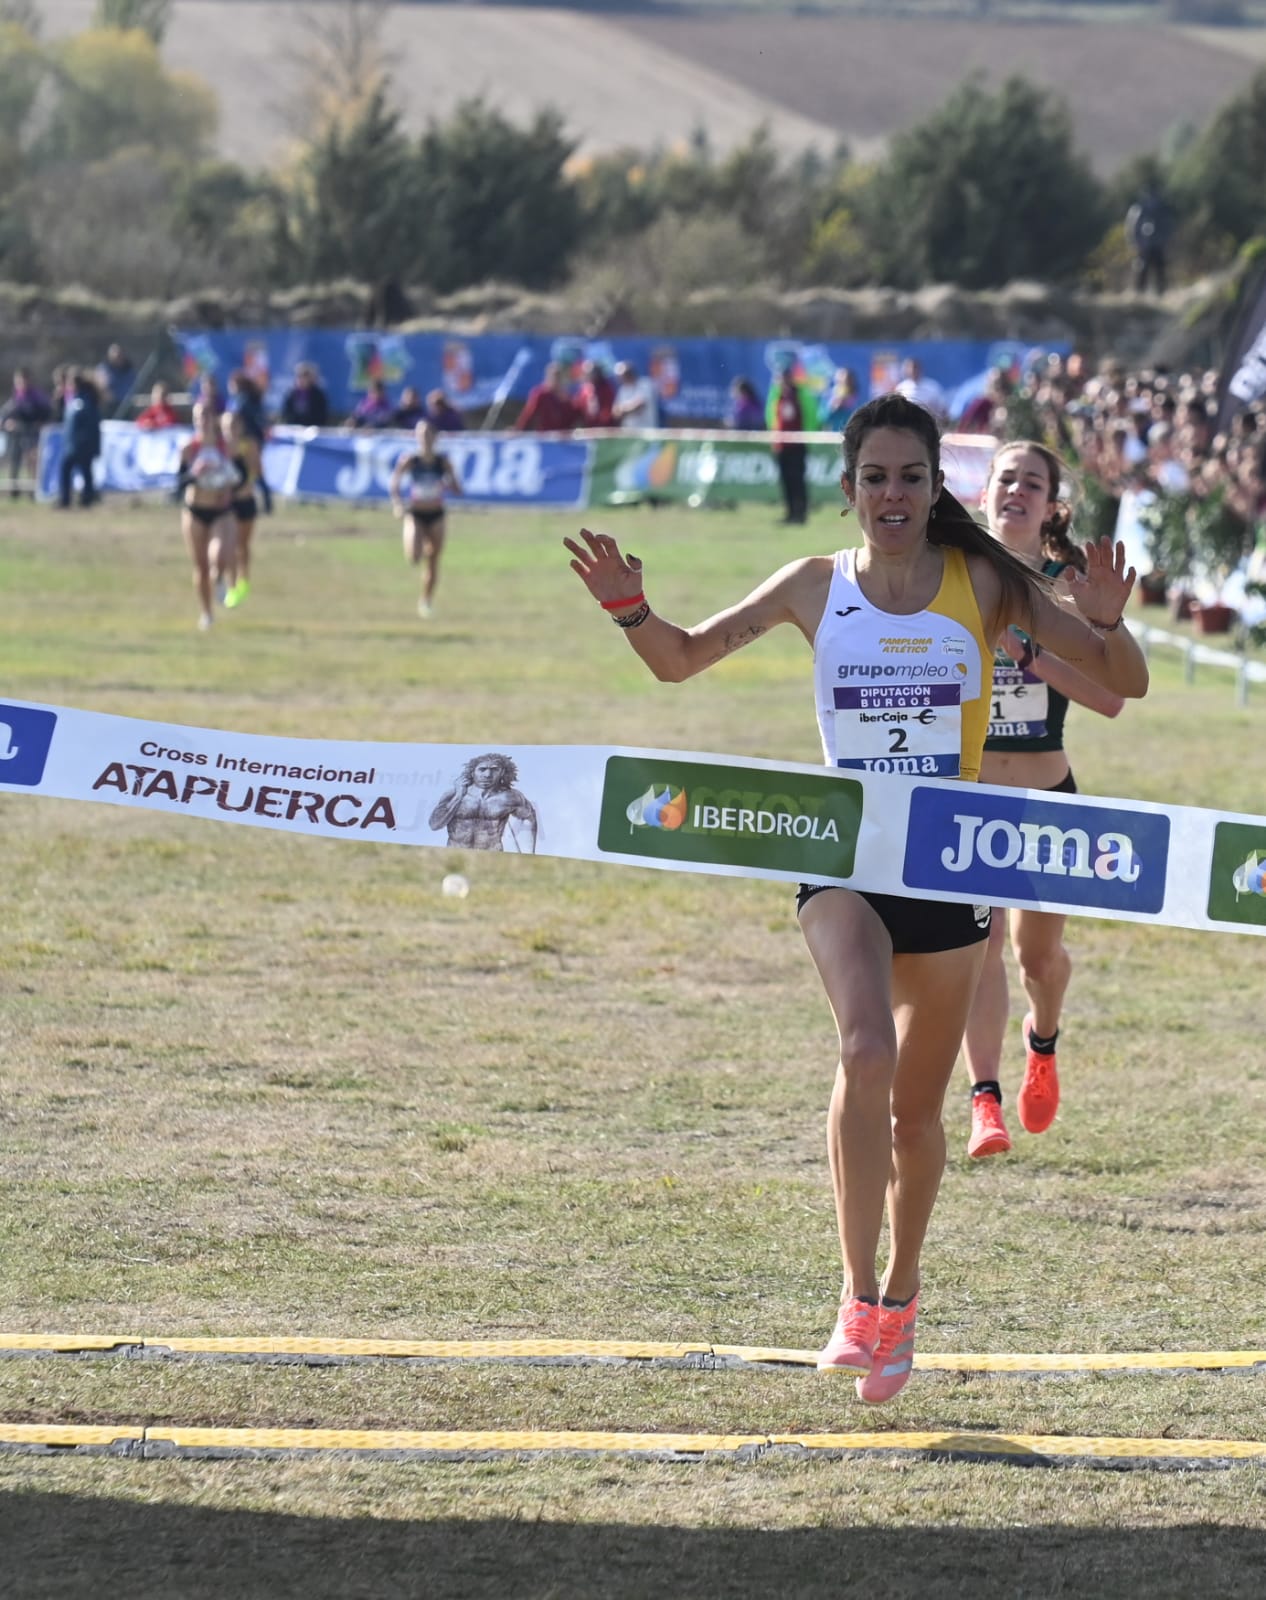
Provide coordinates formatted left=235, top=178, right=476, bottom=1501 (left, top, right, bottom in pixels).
left=565, top=395, right=1148, bottom=1404
left=177, top=402, right=244, bottom=630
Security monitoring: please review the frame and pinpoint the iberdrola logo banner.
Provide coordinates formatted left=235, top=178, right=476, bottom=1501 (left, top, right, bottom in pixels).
left=1207, top=822, right=1266, bottom=929
left=2, top=696, right=1265, bottom=939
left=599, top=756, right=863, bottom=878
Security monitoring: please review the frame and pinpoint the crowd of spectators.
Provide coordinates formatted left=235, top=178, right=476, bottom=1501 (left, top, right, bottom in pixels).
left=4, top=346, right=1264, bottom=606
left=964, top=350, right=1266, bottom=623
left=971, top=351, right=1262, bottom=569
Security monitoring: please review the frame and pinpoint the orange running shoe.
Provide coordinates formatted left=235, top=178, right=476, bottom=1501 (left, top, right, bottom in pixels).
left=856, top=1294, right=919, bottom=1404
left=1016, top=1013, right=1059, bottom=1134
left=816, top=1296, right=880, bottom=1374
left=967, top=1093, right=1012, bottom=1159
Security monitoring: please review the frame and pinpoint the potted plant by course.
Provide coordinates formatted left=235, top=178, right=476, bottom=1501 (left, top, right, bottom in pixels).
left=1187, top=486, right=1251, bottom=635
left=1136, top=487, right=1193, bottom=617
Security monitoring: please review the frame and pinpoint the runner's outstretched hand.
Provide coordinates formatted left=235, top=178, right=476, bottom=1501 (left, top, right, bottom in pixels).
left=564, top=528, right=644, bottom=608
left=1067, top=536, right=1136, bottom=629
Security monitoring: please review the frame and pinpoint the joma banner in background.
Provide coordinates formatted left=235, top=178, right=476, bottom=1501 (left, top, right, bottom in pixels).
left=36, top=426, right=995, bottom=512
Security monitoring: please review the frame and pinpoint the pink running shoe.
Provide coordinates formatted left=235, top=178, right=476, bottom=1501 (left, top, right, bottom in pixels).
left=856, top=1295, right=918, bottom=1404
left=816, top=1296, right=880, bottom=1374
left=1016, top=1013, right=1060, bottom=1134
left=968, top=1093, right=1011, bottom=1159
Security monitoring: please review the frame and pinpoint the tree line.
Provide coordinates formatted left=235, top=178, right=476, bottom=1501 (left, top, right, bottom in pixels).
left=1, top=0, right=1265, bottom=306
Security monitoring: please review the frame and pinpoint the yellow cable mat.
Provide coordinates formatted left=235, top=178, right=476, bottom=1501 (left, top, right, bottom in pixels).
left=3, top=1334, right=1266, bottom=1373
left=4, top=1421, right=1266, bottom=1465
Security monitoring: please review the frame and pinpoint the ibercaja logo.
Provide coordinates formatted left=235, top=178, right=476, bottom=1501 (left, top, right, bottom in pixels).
left=1207, top=822, right=1266, bottom=930
left=598, top=756, right=863, bottom=878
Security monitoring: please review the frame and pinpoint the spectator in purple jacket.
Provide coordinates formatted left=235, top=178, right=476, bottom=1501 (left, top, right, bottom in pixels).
left=425, top=388, right=466, bottom=433
left=393, top=386, right=427, bottom=429
left=349, top=377, right=395, bottom=429
left=1, top=368, right=52, bottom=498
left=726, top=376, right=765, bottom=432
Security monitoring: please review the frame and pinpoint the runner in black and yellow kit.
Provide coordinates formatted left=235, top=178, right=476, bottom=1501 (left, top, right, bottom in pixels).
left=962, top=442, right=1127, bottom=1160
left=389, top=420, right=462, bottom=619
left=566, top=396, right=1148, bottom=1404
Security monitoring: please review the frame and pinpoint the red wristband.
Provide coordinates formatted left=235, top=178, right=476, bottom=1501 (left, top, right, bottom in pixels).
left=600, top=592, right=646, bottom=611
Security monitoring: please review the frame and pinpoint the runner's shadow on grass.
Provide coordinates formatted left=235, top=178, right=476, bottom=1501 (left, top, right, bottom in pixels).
left=5, top=1488, right=1266, bottom=1598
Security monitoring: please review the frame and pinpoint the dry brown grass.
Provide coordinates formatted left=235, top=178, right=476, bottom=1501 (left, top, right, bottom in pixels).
left=2, top=498, right=1266, bottom=1595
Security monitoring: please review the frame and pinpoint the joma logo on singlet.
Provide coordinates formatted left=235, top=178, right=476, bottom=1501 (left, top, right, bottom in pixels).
left=901, top=788, right=1168, bottom=913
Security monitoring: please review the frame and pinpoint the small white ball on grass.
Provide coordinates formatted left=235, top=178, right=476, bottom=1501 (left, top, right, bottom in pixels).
left=442, top=873, right=470, bottom=899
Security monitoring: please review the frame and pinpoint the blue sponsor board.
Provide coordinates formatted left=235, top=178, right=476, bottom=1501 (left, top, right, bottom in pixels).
left=285, top=430, right=590, bottom=508
left=0, top=703, right=57, bottom=787
left=902, top=787, right=1168, bottom=913
left=173, top=329, right=1065, bottom=426
left=38, top=425, right=591, bottom=509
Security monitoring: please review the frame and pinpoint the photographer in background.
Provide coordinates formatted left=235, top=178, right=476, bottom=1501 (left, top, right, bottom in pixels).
left=1125, top=180, right=1175, bottom=297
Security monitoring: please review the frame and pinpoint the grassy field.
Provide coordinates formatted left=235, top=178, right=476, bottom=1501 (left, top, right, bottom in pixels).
left=2, top=497, right=1266, bottom=1596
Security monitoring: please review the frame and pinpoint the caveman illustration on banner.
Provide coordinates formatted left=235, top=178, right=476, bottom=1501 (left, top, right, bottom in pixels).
left=428, top=753, right=539, bottom=852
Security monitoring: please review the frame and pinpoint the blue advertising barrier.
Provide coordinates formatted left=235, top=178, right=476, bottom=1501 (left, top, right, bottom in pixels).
left=38, top=424, right=592, bottom=510
left=172, top=329, right=1064, bottom=426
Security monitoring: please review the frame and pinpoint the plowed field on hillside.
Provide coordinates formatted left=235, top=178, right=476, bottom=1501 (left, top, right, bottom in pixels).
left=35, top=2, right=1266, bottom=173
left=611, top=11, right=1262, bottom=172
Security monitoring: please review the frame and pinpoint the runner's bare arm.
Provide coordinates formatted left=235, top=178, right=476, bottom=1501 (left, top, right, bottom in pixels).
left=388, top=455, right=407, bottom=513
left=564, top=527, right=818, bottom=682
left=998, top=628, right=1124, bottom=718
left=1025, top=646, right=1125, bottom=717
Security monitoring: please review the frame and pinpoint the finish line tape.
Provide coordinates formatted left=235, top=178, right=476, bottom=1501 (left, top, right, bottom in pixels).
left=3, top=1421, right=1264, bottom=1469
left=2, top=698, right=1265, bottom=936
left=3, top=1334, right=1264, bottom=1375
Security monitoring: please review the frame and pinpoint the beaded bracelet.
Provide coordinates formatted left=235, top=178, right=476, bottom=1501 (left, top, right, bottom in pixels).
left=1087, top=614, right=1124, bottom=633
left=612, top=601, right=651, bottom=629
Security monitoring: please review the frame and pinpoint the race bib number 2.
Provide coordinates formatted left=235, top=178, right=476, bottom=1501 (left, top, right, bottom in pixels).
left=832, top=683, right=962, bottom=776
